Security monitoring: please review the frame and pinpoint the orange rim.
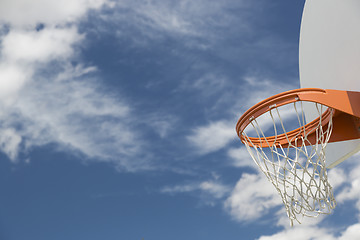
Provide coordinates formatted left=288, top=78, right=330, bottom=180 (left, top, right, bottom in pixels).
left=236, top=88, right=360, bottom=148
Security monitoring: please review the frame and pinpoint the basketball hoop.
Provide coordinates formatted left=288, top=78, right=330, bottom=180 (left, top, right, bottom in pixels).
left=236, top=88, right=360, bottom=225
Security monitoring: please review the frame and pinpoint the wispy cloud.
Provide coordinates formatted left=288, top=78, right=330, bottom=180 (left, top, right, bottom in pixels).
left=0, top=128, right=21, bottom=160
left=16, top=70, right=147, bottom=168
left=227, top=147, right=257, bottom=169
left=178, top=73, right=228, bottom=97
left=161, top=179, right=231, bottom=205
left=0, top=57, right=150, bottom=170
left=145, top=114, right=178, bottom=139
left=186, top=75, right=297, bottom=156
left=199, top=181, right=231, bottom=199
left=0, top=0, right=153, bottom=171
left=187, top=120, right=235, bottom=154
left=114, top=0, right=250, bottom=38
left=93, top=0, right=259, bottom=52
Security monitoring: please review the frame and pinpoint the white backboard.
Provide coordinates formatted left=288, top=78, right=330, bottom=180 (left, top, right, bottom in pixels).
left=299, top=0, right=360, bottom=168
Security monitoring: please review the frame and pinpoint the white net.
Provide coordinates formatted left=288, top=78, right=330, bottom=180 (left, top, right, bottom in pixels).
left=241, top=101, right=336, bottom=225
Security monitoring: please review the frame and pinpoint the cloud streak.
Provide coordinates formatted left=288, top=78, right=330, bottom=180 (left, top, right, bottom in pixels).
left=0, top=0, right=154, bottom=171
left=115, top=0, right=249, bottom=37
left=187, top=120, right=236, bottom=155
left=161, top=180, right=231, bottom=203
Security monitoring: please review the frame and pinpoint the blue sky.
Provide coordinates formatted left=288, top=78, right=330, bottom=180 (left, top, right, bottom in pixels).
left=1, top=0, right=360, bottom=239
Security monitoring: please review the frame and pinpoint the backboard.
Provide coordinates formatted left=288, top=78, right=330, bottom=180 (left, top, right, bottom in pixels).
left=299, top=0, right=360, bottom=168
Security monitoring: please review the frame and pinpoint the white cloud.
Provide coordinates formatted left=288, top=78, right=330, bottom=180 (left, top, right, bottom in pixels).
left=177, top=73, right=228, bottom=97
left=224, top=173, right=282, bottom=222
left=339, top=224, right=360, bottom=240
left=115, top=0, right=248, bottom=38
left=132, top=1, right=195, bottom=36
left=0, top=27, right=82, bottom=104
left=161, top=180, right=231, bottom=200
left=161, top=183, right=199, bottom=194
left=0, top=128, right=22, bottom=161
left=227, top=147, right=257, bottom=169
left=186, top=75, right=297, bottom=156
left=327, top=167, right=347, bottom=189
left=235, top=75, right=298, bottom=115
left=146, top=114, right=177, bottom=139
left=192, top=73, right=226, bottom=91
left=0, top=64, right=28, bottom=103
left=103, top=0, right=256, bottom=51
left=2, top=27, right=82, bottom=63
left=0, top=0, right=150, bottom=171
left=0, top=0, right=109, bottom=27
left=199, top=181, right=231, bottom=199
left=187, top=120, right=235, bottom=154
left=257, top=226, right=337, bottom=240
left=337, top=166, right=360, bottom=202
left=257, top=221, right=360, bottom=240
left=336, top=159, right=360, bottom=216
left=0, top=61, right=148, bottom=170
